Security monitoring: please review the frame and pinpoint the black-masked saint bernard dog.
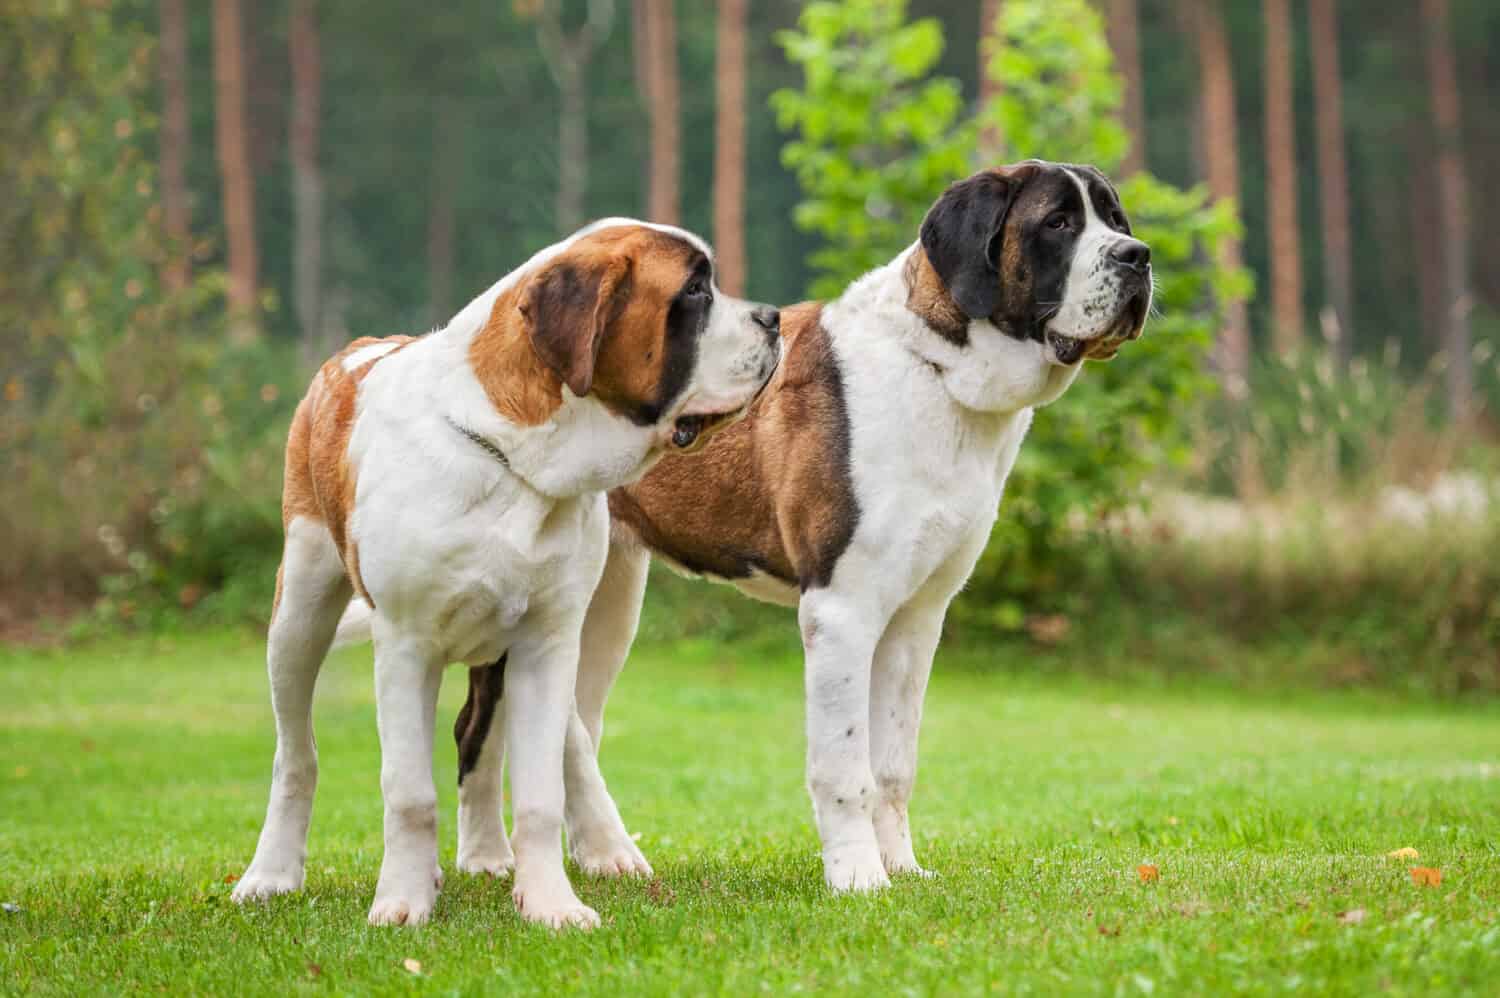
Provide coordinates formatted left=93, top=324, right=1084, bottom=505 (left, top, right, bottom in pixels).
left=231, top=219, right=781, bottom=929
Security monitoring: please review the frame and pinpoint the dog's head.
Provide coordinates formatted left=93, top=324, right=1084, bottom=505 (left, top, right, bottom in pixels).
left=479, top=220, right=781, bottom=458
left=917, top=160, right=1152, bottom=366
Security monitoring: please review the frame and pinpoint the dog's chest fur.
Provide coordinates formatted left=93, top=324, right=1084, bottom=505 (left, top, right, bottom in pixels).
left=340, top=337, right=610, bottom=666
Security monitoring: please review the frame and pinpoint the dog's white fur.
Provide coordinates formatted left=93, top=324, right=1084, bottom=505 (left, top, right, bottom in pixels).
left=233, top=218, right=777, bottom=929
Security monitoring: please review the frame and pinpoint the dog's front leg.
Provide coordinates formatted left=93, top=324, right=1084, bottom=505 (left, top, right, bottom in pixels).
left=869, top=599, right=946, bottom=877
left=505, top=632, right=601, bottom=930
left=800, top=589, right=889, bottom=893
left=369, top=637, right=444, bottom=926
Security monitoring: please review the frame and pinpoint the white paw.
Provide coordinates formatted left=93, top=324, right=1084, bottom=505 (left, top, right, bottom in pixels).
left=885, top=857, right=936, bottom=879
left=571, top=833, right=653, bottom=879
left=514, top=878, right=601, bottom=931
left=457, top=850, right=515, bottom=878
left=367, top=890, right=436, bottom=927
left=824, top=846, right=891, bottom=894
left=230, top=868, right=303, bottom=903
left=514, top=891, right=601, bottom=931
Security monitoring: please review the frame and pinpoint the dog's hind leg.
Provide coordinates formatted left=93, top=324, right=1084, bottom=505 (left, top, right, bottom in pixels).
left=233, top=517, right=351, bottom=902
left=573, top=534, right=650, bottom=749
left=454, top=659, right=514, bottom=877
left=563, top=535, right=652, bottom=876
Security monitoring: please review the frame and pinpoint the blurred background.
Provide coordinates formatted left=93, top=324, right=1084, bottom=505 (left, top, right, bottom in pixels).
left=3, top=0, right=1498, bottom=693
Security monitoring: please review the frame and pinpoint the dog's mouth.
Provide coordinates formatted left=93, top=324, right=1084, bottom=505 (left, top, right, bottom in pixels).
left=1045, top=290, right=1149, bottom=365
left=670, top=408, right=739, bottom=452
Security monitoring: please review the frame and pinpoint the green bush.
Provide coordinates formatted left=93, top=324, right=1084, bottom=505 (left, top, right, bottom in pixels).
left=773, top=0, right=1246, bottom=625
left=1, top=2, right=289, bottom=629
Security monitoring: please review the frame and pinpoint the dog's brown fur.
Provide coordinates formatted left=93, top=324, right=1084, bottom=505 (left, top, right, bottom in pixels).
left=609, top=302, right=859, bottom=591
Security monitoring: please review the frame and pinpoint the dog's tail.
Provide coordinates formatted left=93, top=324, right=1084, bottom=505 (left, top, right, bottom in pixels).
left=331, top=598, right=375, bottom=649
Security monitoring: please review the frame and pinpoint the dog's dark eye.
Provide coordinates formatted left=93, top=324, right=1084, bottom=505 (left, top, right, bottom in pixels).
left=1045, top=212, right=1070, bottom=231
left=1111, top=210, right=1128, bottom=229
left=685, top=278, right=710, bottom=299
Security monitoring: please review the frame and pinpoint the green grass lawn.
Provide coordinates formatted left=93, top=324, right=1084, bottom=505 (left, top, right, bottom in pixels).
left=2, top=629, right=1499, bottom=995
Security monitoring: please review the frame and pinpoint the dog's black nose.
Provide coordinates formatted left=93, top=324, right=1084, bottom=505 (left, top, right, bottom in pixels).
left=1110, top=239, right=1151, bottom=270
left=751, top=306, right=780, bottom=332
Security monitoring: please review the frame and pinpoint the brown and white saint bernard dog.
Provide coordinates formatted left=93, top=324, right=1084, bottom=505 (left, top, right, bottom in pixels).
left=231, top=218, right=781, bottom=928
left=492, top=160, right=1150, bottom=892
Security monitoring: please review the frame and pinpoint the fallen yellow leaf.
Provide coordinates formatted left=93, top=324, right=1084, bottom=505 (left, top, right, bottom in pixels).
left=403, top=958, right=422, bottom=975
left=1410, top=867, right=1442, bottom=887
left=1386, top=847, right=1420, bottom=860
left=1137, top=864, right=1160, bottom=884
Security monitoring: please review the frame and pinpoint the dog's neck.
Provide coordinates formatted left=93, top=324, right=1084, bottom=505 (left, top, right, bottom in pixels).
left=412, top=292, right=658, bottom=502
left=839, top=243, right=1082, bottom=417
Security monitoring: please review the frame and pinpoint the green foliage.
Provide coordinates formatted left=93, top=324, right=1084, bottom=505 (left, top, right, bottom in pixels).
left=774, top=0, right=1248, bottom=623
left=770, top=0, right=972, bottom=298
left=0, top=1, right=287, bottom=626
left=979, top=0, right=1129, bottom=171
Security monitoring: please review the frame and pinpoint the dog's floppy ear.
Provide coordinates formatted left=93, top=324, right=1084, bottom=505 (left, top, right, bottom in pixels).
left=919, top=167, right=1029, bottom=321
left=519, top=254, right=631, bottom=398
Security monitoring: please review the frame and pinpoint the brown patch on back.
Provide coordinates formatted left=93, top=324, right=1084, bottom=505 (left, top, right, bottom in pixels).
left=903, top=247, right=969, bottom=346
left=609, top=302, right=860, bottom=591
left=468, top=226, right=705, bottom=427
left=280, top=334, right=417, bottom=605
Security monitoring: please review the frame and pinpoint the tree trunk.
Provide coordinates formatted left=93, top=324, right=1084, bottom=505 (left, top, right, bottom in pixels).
left=1262, top=0, right=1303, bottom=354
left=534, top=1, right=613, bottom=236
left=1307, top=0, right=1352, bottom=362
left=1191, top=0, right=1249, bottom=397
left=641, top=0, right=680, bottom=224
left=713, top=0, right=747, bottom=295
left=428, top=108, right=456, bottom=328
left=159, top=0, right=191, bottom=294
left=556, top=60, right=588, bottom=234
left=1105, top=0, right=1146, bottom=175
left=979, top=0, right=1003, bottom=158
left=289, top=0, right=323, bottom=359
left=1420, top=0, right=1473, bottom=415
left=213, top=0, right=258, bottom=341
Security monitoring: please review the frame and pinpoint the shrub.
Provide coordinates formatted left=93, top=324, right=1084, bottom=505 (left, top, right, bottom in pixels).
left=0, top=2, right=289, bottom=629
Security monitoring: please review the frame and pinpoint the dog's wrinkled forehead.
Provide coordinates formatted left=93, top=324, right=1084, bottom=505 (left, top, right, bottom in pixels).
left=1002, top=162, right=1129, bottom=237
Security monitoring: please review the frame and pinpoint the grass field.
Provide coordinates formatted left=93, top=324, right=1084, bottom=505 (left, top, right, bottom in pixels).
left=3, top=628, right=1499, bottom=995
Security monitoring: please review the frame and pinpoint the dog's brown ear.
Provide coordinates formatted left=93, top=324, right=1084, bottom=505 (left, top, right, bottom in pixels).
left=519, top=254, right=631, bottom=398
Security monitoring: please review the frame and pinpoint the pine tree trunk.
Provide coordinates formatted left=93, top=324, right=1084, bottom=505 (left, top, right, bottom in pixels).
left=428, top=108, right=456, bottom=328
left=289, top=0, right=323, bottom=358
left=1105, top=0, right=1146, bottom=175
left=1420, top=0, right=1473, bottom=415
left=979, top=0, right=1003, bottom=158
left=1192, top=0, right=1250, bottom=397
left=159, top=0, right=190, bottom=294
left=533, top=1, right=613, bottom=236
left=1263, top=0, right=1303, bottom=354
left=1307, top=0, right=1352, bottom=362
left=713, top=0, right=747, bottom=295
left=556, top=60, right=588, bottom=234
left=213, top=0, right=258, bottom=341
left=642, top=0, right=680, bottom=225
